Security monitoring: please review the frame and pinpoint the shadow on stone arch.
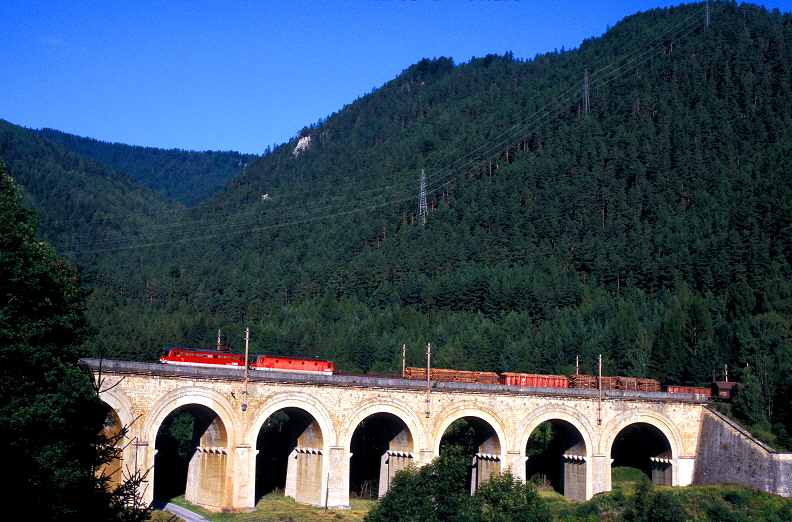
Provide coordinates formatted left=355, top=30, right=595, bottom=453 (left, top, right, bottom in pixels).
left=349, top=413, right=414, bottom=499
left=525, top=420, right=587, bottom=501
left=97, top=403, right=124, bottom=490
left=153, top=404, right=228, bottom=509
left=611, top=422, right=672, bottom=486
left=440, top=417, right=501, bottom=494
left=256, top=407, right=324, bottom=506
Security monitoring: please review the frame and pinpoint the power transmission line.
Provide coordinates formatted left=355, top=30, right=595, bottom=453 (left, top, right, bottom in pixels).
left=49, top=4, right=707, bottom=255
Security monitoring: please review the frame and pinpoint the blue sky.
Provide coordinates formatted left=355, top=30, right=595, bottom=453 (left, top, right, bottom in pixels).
left=2, top=1, right=790, bottom=154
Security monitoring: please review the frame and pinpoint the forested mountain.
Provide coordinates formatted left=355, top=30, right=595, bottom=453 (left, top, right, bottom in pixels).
left=0, top=120, right=183, bottom=266
left=2, top=2, right=791, bottom=447
left=34, top=128, right=258, bottom=206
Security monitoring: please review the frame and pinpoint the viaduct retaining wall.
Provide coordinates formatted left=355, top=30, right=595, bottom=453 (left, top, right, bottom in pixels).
left=694, top=408, right=792, bottom=496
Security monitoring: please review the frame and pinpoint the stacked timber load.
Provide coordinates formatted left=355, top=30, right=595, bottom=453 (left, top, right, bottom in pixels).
left=570, top=374, right=597, bottom=389
left=404, top=367, right=499, bottom=384
left=404, top=367, right=427, bottom=380
left=569, top=374, right=619, bottom=390
left=637, top=378, right=661, bottom=392
left=599, top=376, right=618, bottom=390
left=617, top=377, right=661, bottom=392
left=500, top=373, right=569, bottom=388
left=448, top=369, right=499, bottom=384
left=433, top=368, right=462, bottom=382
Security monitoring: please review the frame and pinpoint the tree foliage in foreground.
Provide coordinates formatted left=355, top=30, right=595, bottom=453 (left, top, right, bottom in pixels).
left=365, top=447, right=550, bottom=522
left=0, top=160, right=148, bottom=519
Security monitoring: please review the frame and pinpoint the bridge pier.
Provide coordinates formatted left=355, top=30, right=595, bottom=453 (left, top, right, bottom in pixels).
left=285, top=447, right=324, bottom=505
left=327, top=446, right=351, bottom=509
left=185, top=447, right=228, bottom=509
left=505, top=450, right=526, bottom=482
left=676, top=456, right=695, bottom=486
left=561, top=455, right=587, bottom=501
left=590, top=454, right=612, bottom=496
left=233, top=444, right=255, bottom=510
left=379, top=451, right=414, bottom=497
left=470, top=453, right=501, bottom=494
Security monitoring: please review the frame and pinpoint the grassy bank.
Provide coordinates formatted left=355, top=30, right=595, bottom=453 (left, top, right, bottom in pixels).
left=154, top=468, right=792, bottom=521
left=160, top=493, right=374, bottom=522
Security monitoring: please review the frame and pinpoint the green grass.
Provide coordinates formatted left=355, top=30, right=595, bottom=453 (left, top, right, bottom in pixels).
left=543, top=467, right=792, bottom=521
left=162, top=493, right=374, bottom=522
left=157, top=471, right=792, bottom=522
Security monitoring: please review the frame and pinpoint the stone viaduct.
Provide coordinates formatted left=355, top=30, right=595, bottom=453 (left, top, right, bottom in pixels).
left=83, top=358, right=792, bottom=513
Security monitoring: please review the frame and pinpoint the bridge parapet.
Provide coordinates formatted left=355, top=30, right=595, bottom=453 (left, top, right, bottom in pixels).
left=83, top=358, right=709, bottom=402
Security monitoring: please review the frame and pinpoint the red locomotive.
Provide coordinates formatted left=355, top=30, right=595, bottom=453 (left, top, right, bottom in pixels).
left=160, top=349, right=335, bottom=374
left=250, top=355, right=334, bottom=374
left=159, top=346, right=245, bottom=368
left=159, top=331, right=334, bottom=374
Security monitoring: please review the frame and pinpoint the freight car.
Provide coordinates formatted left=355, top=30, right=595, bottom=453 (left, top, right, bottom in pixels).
left=501, top=372, right=568, bottom=388
left=569, top=374, right=661, bottom=392
left=664, top=385, right=714, bottom=398
left=404, top=367, right=500, bottom=384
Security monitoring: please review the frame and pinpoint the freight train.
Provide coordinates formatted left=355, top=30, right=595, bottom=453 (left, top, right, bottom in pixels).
left=158, top=342, right=734, bottom=398
left=402, top=367, right=737, bottom=399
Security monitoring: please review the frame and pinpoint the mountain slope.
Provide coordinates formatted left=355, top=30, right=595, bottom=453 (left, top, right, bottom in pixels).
left=83, top=1, right=791, bottom=356
left=34, top=128, right=258, bottom=206
left=0, top=119, right=183, bottom=265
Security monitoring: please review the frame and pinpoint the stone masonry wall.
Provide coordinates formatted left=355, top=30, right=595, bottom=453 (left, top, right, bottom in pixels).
left=693, top=407, right=792, bottom=496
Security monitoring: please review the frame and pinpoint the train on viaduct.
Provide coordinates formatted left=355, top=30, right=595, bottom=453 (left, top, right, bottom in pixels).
left=84, top=358, right=792, bottom=513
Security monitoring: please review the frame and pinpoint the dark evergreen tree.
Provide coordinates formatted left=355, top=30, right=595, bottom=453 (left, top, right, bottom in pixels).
left=0, top=160, right=148, bottom=518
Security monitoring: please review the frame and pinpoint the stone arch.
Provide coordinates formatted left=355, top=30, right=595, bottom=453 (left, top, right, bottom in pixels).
left=143, top=386, right=239, bottom=445
left=97, top=387, right=138, bottom=489
left=143, top=387, right=239, bottom=511
left=248, top=393, right=336, bottom=445
left=98, top=387, right=137, bottom=439
left=602, top=410, right=682, bottom=488
left=515, top=405, right=597, bottom=456
left=247, top=393, right=336, bottom=507
left=432, top=402, right=507, bottom=493
left=339, top=397, right=426, bottom=451
left=431, top=402, right=507, bottom=455
left=516, top=405, right=596, bottom=501
left=339, top=398, right=426, bottom=499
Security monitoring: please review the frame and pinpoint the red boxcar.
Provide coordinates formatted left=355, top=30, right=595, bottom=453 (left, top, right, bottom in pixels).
left=160, top=347, right=245, bottom=368
left=250, top=355, right=334, bottom=374
left=500, top=373, right=569, bottom=388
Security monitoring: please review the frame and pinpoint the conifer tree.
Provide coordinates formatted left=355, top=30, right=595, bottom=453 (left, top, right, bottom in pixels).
left=0, top=160, right=145, bottom=519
